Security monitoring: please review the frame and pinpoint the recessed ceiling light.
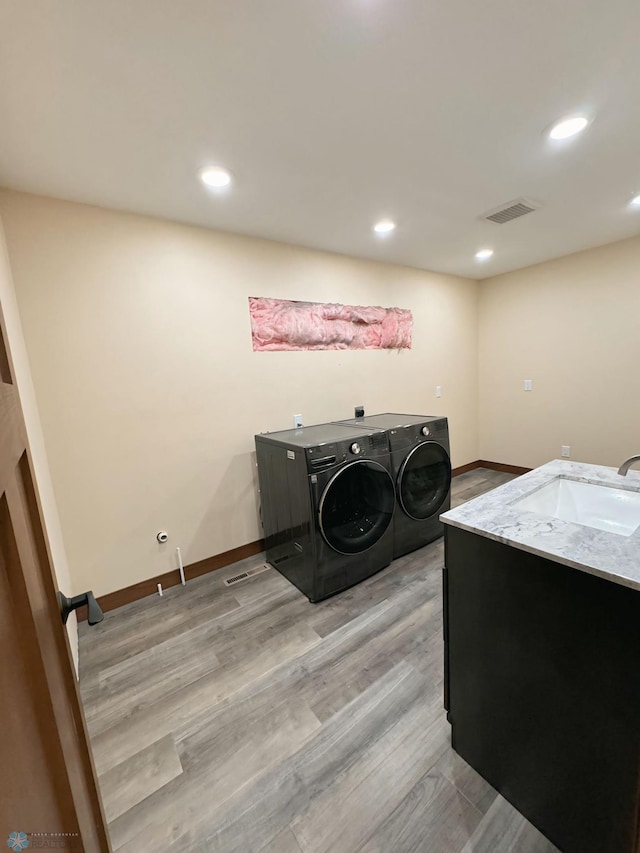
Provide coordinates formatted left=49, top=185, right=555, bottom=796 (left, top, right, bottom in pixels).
left=373, top=219, right=396, bottom=235
left=475, top=248, right=494, bottom=261
left=548, top=116, right=589, bottom=141
left=630, top=194, right=640, bottom=207
left=200, top=166, right=233, bottom=188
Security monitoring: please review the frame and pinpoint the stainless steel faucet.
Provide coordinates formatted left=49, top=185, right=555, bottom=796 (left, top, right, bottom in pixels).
left=617, top=455, right=640, bottom=476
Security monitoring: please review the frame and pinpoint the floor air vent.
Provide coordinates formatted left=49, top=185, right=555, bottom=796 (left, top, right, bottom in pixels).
left=223, top=563, right=272, bottom=587
left=481, top=197, right=540, bottom=224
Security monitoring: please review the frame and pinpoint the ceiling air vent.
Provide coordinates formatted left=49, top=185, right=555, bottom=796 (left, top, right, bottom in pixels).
left=481, top=197, right=541, bottom=224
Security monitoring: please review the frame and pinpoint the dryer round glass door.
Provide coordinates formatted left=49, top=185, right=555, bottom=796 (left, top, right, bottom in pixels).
left=319, top=460, right=395, bottom=555
left=397, top=441, right=451, bottom=520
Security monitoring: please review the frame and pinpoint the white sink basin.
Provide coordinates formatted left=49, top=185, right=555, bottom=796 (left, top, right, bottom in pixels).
left=513, top=477, right=640, bottom=537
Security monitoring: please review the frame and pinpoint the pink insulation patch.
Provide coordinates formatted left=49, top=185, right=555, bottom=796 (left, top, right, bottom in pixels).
left=249, top=297, right=412, bottom=351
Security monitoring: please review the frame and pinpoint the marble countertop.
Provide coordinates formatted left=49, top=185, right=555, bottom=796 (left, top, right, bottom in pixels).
left=441, top=459, right=640, bottom=592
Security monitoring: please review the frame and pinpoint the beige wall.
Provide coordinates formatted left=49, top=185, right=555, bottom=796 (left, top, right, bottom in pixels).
left=0, top=213, right=78, bottom=670
left=0, top=191, right=479, bottom=598
left=479, top=234, right=640, bottom=470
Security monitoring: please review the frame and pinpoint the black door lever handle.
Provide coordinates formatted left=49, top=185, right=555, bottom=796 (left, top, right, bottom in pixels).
left=58, top=590, right=104, bottom=625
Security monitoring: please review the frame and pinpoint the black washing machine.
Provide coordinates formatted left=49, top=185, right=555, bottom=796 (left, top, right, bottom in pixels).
left=335, top=413, right=451, bottom=558
left=255, top=423, right=395, bottom=602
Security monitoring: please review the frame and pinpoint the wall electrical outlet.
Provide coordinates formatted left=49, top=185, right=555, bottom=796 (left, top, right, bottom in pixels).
left=435, top=385, right=442, bottom=398
left=523, top=379, right=533, bottom=391
left=561, top=445, right=571, bottom=458
left=293, top=414, right=303, bottom=428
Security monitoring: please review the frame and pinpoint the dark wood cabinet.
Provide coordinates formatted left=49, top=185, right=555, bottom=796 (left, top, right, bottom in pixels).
left=444, top=526, right=640, bottom=853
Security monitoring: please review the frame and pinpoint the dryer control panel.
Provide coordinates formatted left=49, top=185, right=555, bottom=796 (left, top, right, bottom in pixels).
left=306, top=432, right=389, bottom=470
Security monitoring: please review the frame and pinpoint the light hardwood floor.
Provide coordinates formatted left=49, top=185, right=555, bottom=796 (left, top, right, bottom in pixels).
left=79, top=469, right=559, bottom=853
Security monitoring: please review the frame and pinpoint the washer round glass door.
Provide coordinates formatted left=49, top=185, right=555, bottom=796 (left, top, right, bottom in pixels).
left=397, top=441, right=451, bottom=520
left=319, top=460, right=395, bottom=555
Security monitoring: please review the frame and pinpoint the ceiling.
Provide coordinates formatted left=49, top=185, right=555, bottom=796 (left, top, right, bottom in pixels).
left=1, top=0, right=640, bottom=279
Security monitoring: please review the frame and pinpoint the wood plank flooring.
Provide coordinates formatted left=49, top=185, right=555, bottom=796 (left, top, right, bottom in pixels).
left=78, top=469, right=559, bottom=853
